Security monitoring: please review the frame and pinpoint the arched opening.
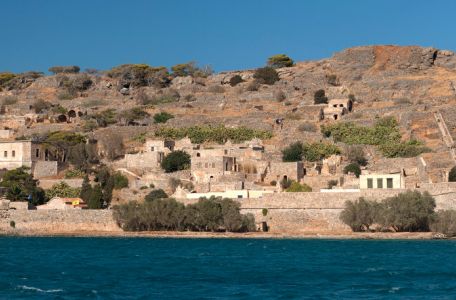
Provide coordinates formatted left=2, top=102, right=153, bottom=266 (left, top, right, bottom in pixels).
left=78, top=111, right=84, bottom=117
left=68, top=110, right=76, bottom=118
left=57, top=114, right=67, bottom=123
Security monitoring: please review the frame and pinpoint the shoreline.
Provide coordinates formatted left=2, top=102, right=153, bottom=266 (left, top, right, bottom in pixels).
left=0, top=230, right=440, bottom=240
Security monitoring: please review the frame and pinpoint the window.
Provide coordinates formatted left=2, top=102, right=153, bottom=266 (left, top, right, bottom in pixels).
left=150, top=147, right=155, bottom=151
left=377, top=178, right=383, bottom=189
left=224, top=150, right=228, bottom=155
left=212, top=162, right=215, bottom=168
left=367, top=178, right=373, bottom=189
left=196, top=153, right=200, bottom=157
left=12, top=150, right=15, bottom=158
left=197, top=162, right=202, bottom=168
left=36, top=149, right=40, bottom=158
left=237, top=195, right=243, bottom=199
left=3, top=151, right=6, bottom=158
left=386, top=178, right=393, bottom=189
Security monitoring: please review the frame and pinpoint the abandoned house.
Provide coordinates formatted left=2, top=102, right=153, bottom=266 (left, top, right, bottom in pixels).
left=324, top=98, right=353, bottom=120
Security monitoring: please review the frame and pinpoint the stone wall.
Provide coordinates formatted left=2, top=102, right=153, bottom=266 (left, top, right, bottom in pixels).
left=0, top=210, right=120, bottom=233
left=38, top=178, right=84, bottom=189
left=32, top=161, right=58, bottom=179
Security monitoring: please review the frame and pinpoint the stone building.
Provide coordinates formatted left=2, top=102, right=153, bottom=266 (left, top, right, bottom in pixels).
left=125, top=139, right=174, bottom=172
left=0, top=140, right=57, bottom=178
left=262, top=161, right=305, bottom=184
left=359, top=173, right=404, bottom=189
left=324, top=98, right=353, bottom=120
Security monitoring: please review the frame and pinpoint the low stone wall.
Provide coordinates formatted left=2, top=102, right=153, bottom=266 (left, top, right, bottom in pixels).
left=1, top=210, right=120, bottom=234
left=32, top=161, right=58, bottom=179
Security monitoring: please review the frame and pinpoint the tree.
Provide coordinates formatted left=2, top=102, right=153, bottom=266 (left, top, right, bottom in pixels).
left=80, top=175, right=92, bottom=203
left=346, top=145, right=367, bottom=166
left=171, top=62, right=212, bottom=78
left=282, top=142, right=304, bottom=162
left=449, top=166, right=456, bottom=182
left=153, top=112, right=174, bottom=124
left=253, top=67, right=279, bottom=85
left=344, top=163, right=361, bottom=178
left=377, top=191, right=436, bottom=232
left=267, top=54, right=294, bottom=68
left=431, top=210, right=456, bottom=237
left=161, top=150, right=191, bottom=173
left=145, top=189, right=168, bottom=202
left=0, top=167, right=45, bottom=205
left=112, top=172, right=129, bottom=190
left=314, top=89, right=328, bottom=104
left=87, top=184, right=103, bottom=209
left=340, top=198, right=377, bottom=232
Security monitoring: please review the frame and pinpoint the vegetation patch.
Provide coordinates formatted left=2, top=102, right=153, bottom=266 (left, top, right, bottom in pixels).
left=282, top=142, right=340, bottom=162
left=155, top=125, right=273, bottom=144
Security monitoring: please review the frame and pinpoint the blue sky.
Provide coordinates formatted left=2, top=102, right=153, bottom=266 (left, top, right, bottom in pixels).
left=1, top=0, right=455, bottom=73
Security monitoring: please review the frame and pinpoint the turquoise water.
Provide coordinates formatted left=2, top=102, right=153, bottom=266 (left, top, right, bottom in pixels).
left=1, top=238, right=456, bottom=299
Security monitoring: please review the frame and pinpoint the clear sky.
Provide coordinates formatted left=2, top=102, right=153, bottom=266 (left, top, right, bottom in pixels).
left=1, top=0, right=455, bottom=73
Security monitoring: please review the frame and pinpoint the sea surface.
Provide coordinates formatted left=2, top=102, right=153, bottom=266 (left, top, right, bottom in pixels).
left=1, top=237, right=456, bottom=299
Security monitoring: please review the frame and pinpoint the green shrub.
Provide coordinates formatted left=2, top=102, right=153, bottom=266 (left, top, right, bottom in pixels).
left=314, top=89, right=328, bottom=104
left=340, top=198, right=377, bottom=232
left=118, top=107, right=150, bottom=124
left=161, top=150, right=191, bottom=173
left=45, top=182, right=81, bottom=199
left=285, top=181, right=312, bottom=192
left=229, top=75, right=244, bottom=86
left=0, top=167, right=46, bottom=205
left=327, top=180, right=338, bottom=189
left=262, top=208, right=268, bottom=216
left=0, top=72, right=16, bottom=88
left=282, top=142, right=304, bottom=162
left=280, top=178, right=293, bottom=189
left=326, top=74, right=339, bottom=86
left=345, top=145, right=367, bottom=166
left=171, top=62, right=212, bottom=78
left=145, top=189, right=168, bottom=202
left=112, top=172, right=129, bottom=190
left=377, top=191, right=436, bottom=232
left=253, top=67, right=279, bottom=85
left=107, top=64, right=170, bottom=88
left=155, top=125, right=272, bottom=144
left=449, top=166, right=456, bottom=182
left=113, top=197, right=255, bottom=232
left=431, top=210, right=456, bottom=237
left=49, top=66, right=80, bottom=74
left=153, top=112, right=174, bottom=124
left=33, top=99, right=52, bottom=113
left=9, top=220, right=15, bottom=228
left=64, top=169, right=85, bottom=179
left=343, top=163, right=361, bottom=178
left=378, top=140, right=431, bottom=158
left=267, top=54, right=294, bottom=68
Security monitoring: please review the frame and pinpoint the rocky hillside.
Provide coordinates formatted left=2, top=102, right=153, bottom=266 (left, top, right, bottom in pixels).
left=1, top=45, right=456, bottom=162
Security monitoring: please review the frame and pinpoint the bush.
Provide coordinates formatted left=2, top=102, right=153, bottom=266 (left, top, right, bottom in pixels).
left=285, top=181, right=312, bottom=192
left=113, top=197, right=255, bottom=232
left=161, top=150, right=191, bottom=173
left=267, top=54, right=294, bottom=68
left=0, top=167, right=45, bottom=205
left=171, top=62, right=212, bottom=78
left=49, top=65, right=80, bottom=74
left=155, top=125, right=272, bottom=144
left=112, top=172, right=129, bottom=190
left=326, top=74, right=339, bottom=86
left=107, top=64, right=170, bottom=88
left=145, top=90, right=180, bottom=105
left=322, top=117, right=427, bottom=158
left=343, top=163, right=361, bottom=178
left=0, top=72, right=16, bottom=89
left=118, top=107, right=150, bottom=125
left=302, top=142, right=341, bottom=162
left=145, top=189, right=168, bottom=202
left=327, top=180, right=338, bottom=189
left=253, top=67, right=279, bottom=85
left=64, top=169, right=85, bottom=179
left=45, top=181, right=81, bottom=200
left=229, top=75, right=244, bottom=86
left=282, top=142, right=304, bottom=162
left=9, top=220, right=15, bottom=228
left=314, top=89, right=328, bottom=104
left=33, top=99, right=52, bottom=113
left=262, top=208, right=268, bottom=216
left=449, top=166, right=456, bottom=182
left=153, top=112, right=174, bottom=124
left=431, top=210, right=456, bottom=237
left=246, top=81, right=260, bottom=91
left=280, top=178, right=293, bottom=189
left=340, top=198, right=377, bottom=232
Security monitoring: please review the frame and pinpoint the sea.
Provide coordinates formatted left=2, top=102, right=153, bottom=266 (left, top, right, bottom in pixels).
left=1, top=237, right=456, bottom=299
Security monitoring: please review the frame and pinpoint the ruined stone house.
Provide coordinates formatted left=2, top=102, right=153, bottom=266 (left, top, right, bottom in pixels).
left=324, top=98, right=353, bottom=120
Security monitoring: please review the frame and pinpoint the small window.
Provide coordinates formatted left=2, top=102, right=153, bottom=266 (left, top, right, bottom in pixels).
left=367, top=178, right=373, bottom=189
left=237, top=195, right=243, bottom=199
left=196, top=153, right=201, bottom=157
left=333, top=104, right=337, bottom=108
left=36, top=149, right=40, bottom=158
left=212, top=162, right=215, bottom=168
left=197, top=162, right=202, bottom=168
left=377, top=178, right=383, bottom=189
left=387, top=178, right=393, bottom=189
left=12, top=150, right=15, bottom=158
left=150, top=147, right=155, bottom=151
left=3, top=151, right=7, bottom=158
left=339, top=104, right=344, bottom=107
left=224, top=150, right=228, bottom=155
